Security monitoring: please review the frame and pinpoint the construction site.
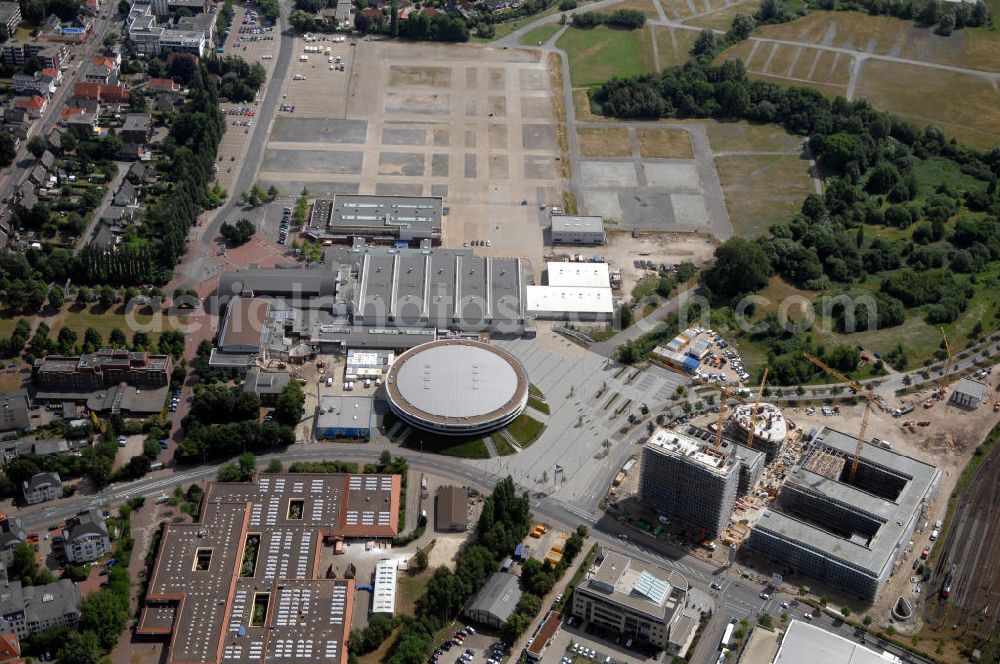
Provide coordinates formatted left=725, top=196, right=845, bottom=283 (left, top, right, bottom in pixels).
left=612, top=346, right=1000, bottom=620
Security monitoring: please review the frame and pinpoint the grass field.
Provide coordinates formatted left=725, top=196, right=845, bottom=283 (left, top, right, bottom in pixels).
left=520, top=23, right=562, bottom=46
left=548, top=52, right=572, bottom=179
left=612, top=0, right=661, bottom=18
left=653, top=25, right=698, bottom=69
left=854, top=60, right=1000, bottom=149
left=403, top=431, right=490, bottom=458
left=715, top=154, right=815, bottom=237
left=685, top=0, right=762, bottom=28
left=703, top=119, right=804, bottom=152
left=576, top=126, right=633, bottom=157
left=506, top=414, right=545, bottom=447
left=636, top=128, right=693, bottom=158
left=755, top=10, right=1000, bottom=73
left=48, top=304, right=182, bottom=348
left=557, top=25, right=656, bottom=87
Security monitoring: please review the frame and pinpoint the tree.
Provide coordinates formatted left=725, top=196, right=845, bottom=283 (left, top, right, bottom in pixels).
left=758, top=612, right=774, bottom=628
left=354, top=11, right=371, bottom=33
left=274, top=380, right=305, bottom=427
left=220, top=218, right=255, bottom=246
left=414, top=549, right=428, bottom=570
left=132, top=330, right=150, bottom=351
left=703, top=237, right=773, bottom=302
left=117, top=0, right=130, bottom=14
left=840, top=606, right=851, bottom=617
left=726, top=13, right=756, bottom=41
left=80, top=588, right=129, bottom=649
left=265, top=458, right=284, bottom=473
left=28, top=135, right=48, bottom=158
left=691, top=28, right=718, bottom=62
left=863, top=615, right=873, bottom=626
left=266, top=185, right=279, bottom=201
left=48, top=286, right=65, bottom=310
left=10, top=542, right=39, bottom=582
left=82, top=327, right=103, bottom=353
left=98, top=285, right=117, bottom=309
left=108, top=328, right=127, bottom=348
left=238, top=452, right=256, bottom=481
left=57, top=327, right=78, bottom=354
left=500, top=612, right=529, bottom=645
left=217, top=462, right=242, bottom=482
left=57, top=631, right=102, bottom=664
left=0, top=133, right=15, bottom=167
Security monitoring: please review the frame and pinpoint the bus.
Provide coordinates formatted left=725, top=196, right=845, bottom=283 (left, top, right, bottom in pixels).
left=720, top=620, right=736, bottom=651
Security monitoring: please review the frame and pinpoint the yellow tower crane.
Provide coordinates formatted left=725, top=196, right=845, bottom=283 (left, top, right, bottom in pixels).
left=702, top=382, right=747, bottom=449
left=939, top=327, right=953, bottom=393
left=745, top=367, right=770, bottom=450
left=803, top=353, right=876, bottom=484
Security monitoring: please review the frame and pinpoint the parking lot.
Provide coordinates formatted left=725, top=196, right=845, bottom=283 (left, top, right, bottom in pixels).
left=257, top=39, right=562, bottom=268
left=213, top=2, right=281, bottom=193
left=684, top=328, right=750, bottom=385
left=432, top=627, right=509, bottom=664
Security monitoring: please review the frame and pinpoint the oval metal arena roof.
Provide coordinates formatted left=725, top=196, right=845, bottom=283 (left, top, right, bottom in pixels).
left=387, top=340, right=528, bottom=425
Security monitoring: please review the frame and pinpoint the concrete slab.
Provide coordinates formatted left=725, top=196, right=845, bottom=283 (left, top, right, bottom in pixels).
left=261, top=148, right=363, bottom=174
left=670, top=193, right=710, bottom=227
left=375, top=183, right=424, bottom=196
left=381, top=127, right=426, bottom=146
left=583, top=190, right=625, bottom=220
left=377, top=151, right=425, bottom=176
left=643, top=161, right=701, bottom=190
left=522, top=124, right=557, bottom=150
left=269, top=118, right=368, bottom=144
left=385, top=92, right=450, bottom=115
left=580, top=161, right=638, bottom=188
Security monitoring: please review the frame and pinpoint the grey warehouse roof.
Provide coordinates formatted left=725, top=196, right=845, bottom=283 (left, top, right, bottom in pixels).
left=316, top=395, right=374, bottom=431
left=464, top=572, right=522, bottom=624
left=953, top=377, right=987, bottom=400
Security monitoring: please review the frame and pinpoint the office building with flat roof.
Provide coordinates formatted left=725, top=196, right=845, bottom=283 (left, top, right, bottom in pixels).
left=315, top=396, right=374, bottom=439
left=550, top=215, right=605, bottom=245
left=138, top=473, right=401, bottom=664
left=747, top=428, right=941, bottom=602
left=639, top=428, right=740, bottom=538
left=571, top=548, right=691, bottom=652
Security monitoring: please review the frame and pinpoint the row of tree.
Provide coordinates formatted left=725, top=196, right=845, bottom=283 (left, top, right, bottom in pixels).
left=572, top=8, right=647, bottom=29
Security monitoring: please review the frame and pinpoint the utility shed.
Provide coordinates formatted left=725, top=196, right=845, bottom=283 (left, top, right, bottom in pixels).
left=435, top=485, right=467, bottom=532
left=950, top=377, right=986, bottom=409
left=463, top=572, right=522, bottom=628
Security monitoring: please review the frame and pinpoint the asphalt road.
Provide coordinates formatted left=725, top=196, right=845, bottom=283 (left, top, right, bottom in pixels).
left=176, top=0, right=295, bottom=288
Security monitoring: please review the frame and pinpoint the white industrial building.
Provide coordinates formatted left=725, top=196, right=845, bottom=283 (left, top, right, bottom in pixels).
left=372, top=558, right=397, bottom=615
left=525, top=286, right=614, bottom=321
left=774, top=619, right=903, bottom=664
left=550, top=215, right=605, bottom=245
left=546, top=262, right=611, bottom=289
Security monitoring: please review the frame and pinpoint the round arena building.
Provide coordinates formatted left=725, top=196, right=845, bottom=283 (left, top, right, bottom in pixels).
left=385, top=339, right=529, bottom=436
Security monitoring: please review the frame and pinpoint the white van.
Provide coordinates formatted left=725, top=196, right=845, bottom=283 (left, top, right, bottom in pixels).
left=930, top=529, right=940, bottom=541
left=326, top=377, right=333, bottom=387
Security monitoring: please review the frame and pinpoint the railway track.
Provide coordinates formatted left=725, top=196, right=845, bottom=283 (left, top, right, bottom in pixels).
left=929, top=439, right=1000, bottom=631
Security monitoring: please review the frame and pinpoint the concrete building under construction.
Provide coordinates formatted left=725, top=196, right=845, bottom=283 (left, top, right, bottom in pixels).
left=746, top=427, right=941, bottom=602
left=639, top=428, right=740, bottom=539
left=727, top=402, right=787, bottom=464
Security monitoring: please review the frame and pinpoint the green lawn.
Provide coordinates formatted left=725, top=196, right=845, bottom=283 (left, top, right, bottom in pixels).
left=403, top=431, right=490, bottom=459
left=493, top=434, right=516, bottom=456
left=557, top=25, right=656, bottom=87
left=520, top=23, right=561, bottom=46
left=527, top=396, right=550, bottom=414
left=506, top=414, right=545, bottom=447
left=51, top=304, right=181, bottom=348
